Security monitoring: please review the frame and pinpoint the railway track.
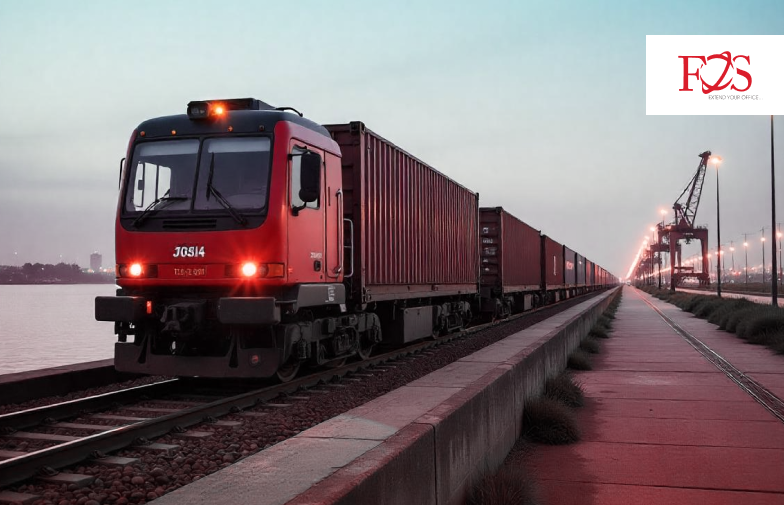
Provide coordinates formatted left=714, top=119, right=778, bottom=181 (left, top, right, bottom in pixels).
left=0, top=291, right=601, bottom=491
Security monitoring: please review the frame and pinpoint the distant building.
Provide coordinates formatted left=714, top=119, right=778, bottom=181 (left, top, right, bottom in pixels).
left=90, top=252, right=102, bottom=272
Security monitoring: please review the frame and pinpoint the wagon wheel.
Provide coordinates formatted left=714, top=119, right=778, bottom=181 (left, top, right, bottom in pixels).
left=276, top=358, right=301, bottom=383
left=357, top=327, right=379, bottom=361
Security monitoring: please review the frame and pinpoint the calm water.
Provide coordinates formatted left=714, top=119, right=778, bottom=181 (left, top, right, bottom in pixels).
left=0, top=284, right=117, bottom=374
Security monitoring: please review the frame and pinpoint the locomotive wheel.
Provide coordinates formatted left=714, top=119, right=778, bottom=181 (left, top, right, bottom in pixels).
left=276, top=359, right=301, bottom=383
left=357, top=344, right=374, bottom=361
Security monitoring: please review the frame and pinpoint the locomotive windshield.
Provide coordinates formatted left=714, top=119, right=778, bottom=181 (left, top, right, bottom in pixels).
left=124, top=137, right=271, bottom=217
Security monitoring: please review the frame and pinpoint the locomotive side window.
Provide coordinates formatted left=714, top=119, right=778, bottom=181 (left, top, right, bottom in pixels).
left=290, top=146, right=320, bottom=211
left=125, top=140, right=199, bottom=212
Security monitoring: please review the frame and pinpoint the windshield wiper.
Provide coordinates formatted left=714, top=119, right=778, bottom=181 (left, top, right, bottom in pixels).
left=206, top=153, right=247, bottom=226
left=133, top=196, right=188, bottom=228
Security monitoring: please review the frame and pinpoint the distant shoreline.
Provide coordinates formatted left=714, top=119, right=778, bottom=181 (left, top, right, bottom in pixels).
left=0, top=264, right=116, bottom=285
left=0, top=279, right=116, bottom=285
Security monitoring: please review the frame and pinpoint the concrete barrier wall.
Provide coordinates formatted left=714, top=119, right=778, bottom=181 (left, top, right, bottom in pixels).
left=153, top=288, right=619, bottom=505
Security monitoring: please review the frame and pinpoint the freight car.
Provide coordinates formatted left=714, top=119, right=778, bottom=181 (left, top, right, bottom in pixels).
left=95, top=98, right=616, bottom=381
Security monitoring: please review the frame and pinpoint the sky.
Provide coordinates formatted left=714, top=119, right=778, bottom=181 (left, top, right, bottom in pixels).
left=1, top=0, right=783, bottom=277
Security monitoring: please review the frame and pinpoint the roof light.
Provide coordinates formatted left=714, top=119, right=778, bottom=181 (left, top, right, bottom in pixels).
left=186, top=98, right=275, bottom=120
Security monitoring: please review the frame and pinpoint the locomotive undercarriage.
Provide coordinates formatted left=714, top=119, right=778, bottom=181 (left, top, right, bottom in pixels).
left=106, top=288, right=484, bottom=381
left=109, top=289, right=383, bottom=381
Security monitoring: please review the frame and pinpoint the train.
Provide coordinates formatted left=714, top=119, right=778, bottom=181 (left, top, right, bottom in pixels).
left=95, top=98, right=618, bottom=381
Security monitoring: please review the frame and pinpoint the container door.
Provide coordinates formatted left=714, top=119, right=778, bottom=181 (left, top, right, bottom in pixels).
left=287, top=142, right=325, bottom=284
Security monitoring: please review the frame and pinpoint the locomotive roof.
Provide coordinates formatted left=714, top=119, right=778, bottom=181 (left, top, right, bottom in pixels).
left=135, top=109, right=331, bottom=139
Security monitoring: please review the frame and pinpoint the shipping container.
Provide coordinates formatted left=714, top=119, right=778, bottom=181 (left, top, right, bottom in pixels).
left=586, top=259, right=595, bottom=286
left=327, top=122, right=479, bottom=305
left=563, top=246, right=577, bottom=286
left=542, top=235, right=565, bottom=288
left=479, top=207, right=542, bottom=295
left=576, top=254, right=586, bottom=285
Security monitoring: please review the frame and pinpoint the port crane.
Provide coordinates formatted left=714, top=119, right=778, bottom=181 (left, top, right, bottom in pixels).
left=656, top=151, right=712, bottom=288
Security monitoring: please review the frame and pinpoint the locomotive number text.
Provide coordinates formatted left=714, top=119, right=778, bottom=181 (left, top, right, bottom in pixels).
left=173, top=246, right=206, bottom=258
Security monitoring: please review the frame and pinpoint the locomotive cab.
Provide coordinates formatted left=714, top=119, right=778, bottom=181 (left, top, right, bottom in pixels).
left=96, top=98, right=378, bottom=380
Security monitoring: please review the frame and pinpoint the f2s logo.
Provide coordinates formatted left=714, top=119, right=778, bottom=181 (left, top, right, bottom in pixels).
left=173, top=245, right=205, bottom=258
left=678, top=52, right=751, bottom=94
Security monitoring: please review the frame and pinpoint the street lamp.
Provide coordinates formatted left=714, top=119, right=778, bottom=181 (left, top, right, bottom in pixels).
left=771, top=115, right=778, bottom=306
left=730, top=242, right=735, bottom=274
left=762, top=233, right=767, bottom=285
left=778, top=226, right=782, bottom=287
left=659, top=210, right=667, bottom=288
left=650, top=226, right=657, bottom=288
left=710, top=155, right=722, bottom=297
left=744, top=237, right=749, bottom=284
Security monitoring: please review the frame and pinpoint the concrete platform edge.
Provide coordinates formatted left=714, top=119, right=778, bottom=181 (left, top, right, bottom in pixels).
left=153, top=288, right=619, bottom=505
left=0, top=359, right=138, bottom=405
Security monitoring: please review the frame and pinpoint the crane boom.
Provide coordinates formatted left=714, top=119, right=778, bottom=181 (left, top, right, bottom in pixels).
left=673, top=151, right=711, bottom=229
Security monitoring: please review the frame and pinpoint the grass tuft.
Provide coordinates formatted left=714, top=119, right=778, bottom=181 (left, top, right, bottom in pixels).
left=523, top=397, right=581, bottom=444
left=580, top=337, right=601, bottom=354
left=466, top=469, right=541, bottom=505
left=567, top=349, right=593, bottom=371
left=595, top=315, right=612, bottom=331
left=544, top=371, right=585, bottom=408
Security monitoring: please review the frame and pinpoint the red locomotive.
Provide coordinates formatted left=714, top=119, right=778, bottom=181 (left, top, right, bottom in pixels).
left=96, top=98, right=617, bottom=381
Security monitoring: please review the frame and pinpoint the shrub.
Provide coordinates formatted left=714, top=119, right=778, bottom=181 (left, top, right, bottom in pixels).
left=595, top=315, right=612, bottom=331
left=544, top=372, right=585, bottom=408
left=693, top=299, right=725, bottom=319
left=523, top=397, right=581, bottom=444
left=580, top=337, right=601, bottom=354
left=588, top=327, right=608, bottom=339
left=567, top=349, right=592, bottom=370
left=467, top=469, right=540, bottom=505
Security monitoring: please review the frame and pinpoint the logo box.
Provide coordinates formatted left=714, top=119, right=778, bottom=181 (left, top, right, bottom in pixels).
left=646, top=35, right=784, bottom=115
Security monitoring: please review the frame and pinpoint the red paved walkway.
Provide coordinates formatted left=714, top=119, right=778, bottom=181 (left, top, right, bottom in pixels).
left=531, top=286, right=784, bottom=505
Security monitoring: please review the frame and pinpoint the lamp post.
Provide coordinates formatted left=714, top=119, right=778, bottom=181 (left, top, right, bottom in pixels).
left=710, top=156, right=722, bottom=297
left=708, top=253, right=713, bottom=283
left=659, top=209, right=666, bottom=289
left=650, top=226, right=657, bottom=288
left=762, top=232, right=767, bottom=285
left=778, top=226, right=782, bottom=287
left=772, top=115, right=778, bottom=306
left=744, top=235, right=749, bottom=284
left=730, top=242, right=735, bottom=274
